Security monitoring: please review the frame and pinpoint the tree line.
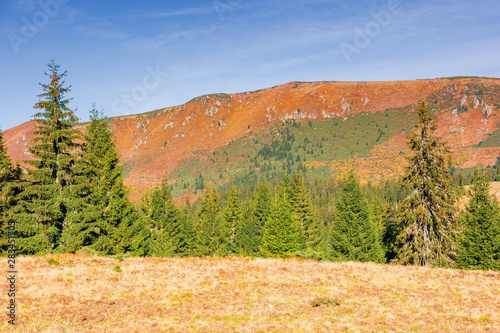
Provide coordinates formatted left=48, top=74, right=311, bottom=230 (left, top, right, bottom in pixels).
left=1, top=62, right=499, bottom=270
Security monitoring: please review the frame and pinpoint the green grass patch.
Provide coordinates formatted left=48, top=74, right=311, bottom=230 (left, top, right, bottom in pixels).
left=47, top=258, right=59, bottom=266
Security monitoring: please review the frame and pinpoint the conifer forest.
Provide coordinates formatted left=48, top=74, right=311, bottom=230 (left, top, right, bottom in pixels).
left=1, top=61, right=500, bottom=272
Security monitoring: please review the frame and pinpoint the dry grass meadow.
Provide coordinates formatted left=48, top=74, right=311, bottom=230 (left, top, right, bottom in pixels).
left=2, top=255, right=499, bottom=332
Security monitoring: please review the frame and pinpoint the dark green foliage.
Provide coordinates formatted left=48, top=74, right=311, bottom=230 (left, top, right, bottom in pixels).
left=15, top=61, right=85, bottom=255
left=58, top=126, right=101, bottom=253
left=178, top=202, right=197, bottom=257
left=291, top=175, right=320, bottom=251
left=118, top=212, right=150, bottom=257
left=196, top=187, right=229, bottom=257
left=330, top=171, right=385, bottom=263
left=295, top=248, right=327, bottom=261
left=140, top=175, right=186, bottom=257
left=195, top=174, right=205, bottom=190
left=260, top=181, right=302, bottom=258
left=381, top=205, right=400, bottom=262
left=61, top=105, right=134, bottom=255
left=456, top=169, right=500, bottom=270
left=86, top=106, right=133, bottom=254
left=107, top=177, right=136, bottom=254
left=46, top=258, right=59, bottom=266
left=163, top=188, right=189, bottom=256
left=369, top=194, right=388, bottom=245
left=224, top=185, right=243, bottom=254
left=140, top=194, right=170, bottom=258
left=250, top=181, right=272, bottom=251
left=0, top=130, right=13, bottom=186
left=0, top=131, right=22, bottom=254
left=393, top=101, right=459, bottom=267
left=310, top=297, right=341, bottom=307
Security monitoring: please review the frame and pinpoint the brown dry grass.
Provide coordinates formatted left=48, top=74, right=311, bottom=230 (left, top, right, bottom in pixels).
left=2, top=255, right=499, bottom=332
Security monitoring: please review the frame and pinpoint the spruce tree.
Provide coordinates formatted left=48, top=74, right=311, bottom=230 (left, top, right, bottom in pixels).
left=140, top=175, right=182, bottom=257
left=0, top=129, right=14, bottom=217
left=57, top=150, right=98, bottom=253
left=158, top=176, right=185, bottom=255
left=381, top=204, right=399, bottom=262
left=224, top=185, right=243, bottom=254
left=139, top=191, right=171, bottom=258
left=178, top=202, right=197, bottom=257
left=393, top=101, right=458, bottom=267
left=291, top=175, right=320, bottom=251
left=82, top=105, right=134, bottom=254
left=260, top=181, right=302, bottom=258
left=250, top=181, right=272, bottom=252
left=237, top=203, right=260, bottom=256
left=330, top=170, right=384, bottom=263
left=456, top=169, right=500, bottom=270
left=369, top=193, right=388, bottom=245
left=196, top=187, right=229, bottom=257
left=0, top=129, right=13, bottom=187
left=16, top=61, right=84, bottom=254
left=118, top=211, right=150, bottom=257
left=0, top=130, right=22, bottom=254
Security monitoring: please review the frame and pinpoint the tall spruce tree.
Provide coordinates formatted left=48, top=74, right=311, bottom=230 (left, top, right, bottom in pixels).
left=330, top=170, right=384, bottom=263
left=393, top=101, right=458, bottom=267
left=237, top=202, right=260, bottom=256
left=58, top=106, right=102, bottom=253
left=250, top=181, right=272, bottom=252
left=369, top=193, right=388, bottom=245
left=224, top=185, right=243, bottom=254
left=84, top=106, right=134, bottom=254
left=159, top=176, right=186, bottom=255
left=178, top=201, right=197, bottom=257
left=139, top=190, right=171, bottom=258
left=0, top=130, right=22, bottom=254
left=57, top=148, right=97, bottom=254
left=140, top=175, right=184, bottom=257
left=119, top=211, right=151, bottom=257
left=456, top=169, right=500, bottom=270
left=16, top=61, right=84, bottom=254
left=0, top=130, right=15, bottom=217
left=0, top=130, right=13, bottom=189
left=291, top=175, right=320, bottom=251
left=196, top=187, right=229, bottom=257
left=260, top=181, right=302, bottom=258
left=381, top=204, right=399, bottom=262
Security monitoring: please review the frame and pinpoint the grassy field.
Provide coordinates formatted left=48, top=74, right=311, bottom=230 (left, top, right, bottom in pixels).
left=2, top=255, right=499, bottom=332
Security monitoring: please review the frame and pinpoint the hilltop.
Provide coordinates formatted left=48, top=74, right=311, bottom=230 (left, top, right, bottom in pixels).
left=4, top=77, right=500, bottom=201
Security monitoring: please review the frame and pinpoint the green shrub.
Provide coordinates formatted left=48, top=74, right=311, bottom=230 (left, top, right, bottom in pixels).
left=310, top=297, right=341, bottom=307
left=47, top=258, right=59, bottom=266
left=295, top=249, right=326, bottom=261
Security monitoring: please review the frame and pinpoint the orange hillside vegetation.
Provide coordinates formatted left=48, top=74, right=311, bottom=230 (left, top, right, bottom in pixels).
left=4, top=77, right=500, bottom=201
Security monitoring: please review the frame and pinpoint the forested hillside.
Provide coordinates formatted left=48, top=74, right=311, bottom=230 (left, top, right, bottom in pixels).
left=1, top=63, right=500, bottom=271
left=4, top=76, right=500, bottom=202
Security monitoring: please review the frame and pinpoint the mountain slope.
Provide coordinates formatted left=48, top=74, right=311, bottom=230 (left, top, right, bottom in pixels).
left=4, top=77, right=500, bottom=201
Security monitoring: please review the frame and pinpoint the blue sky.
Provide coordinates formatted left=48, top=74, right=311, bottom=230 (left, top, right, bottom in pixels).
left=1, top=0, right=499, bottom=130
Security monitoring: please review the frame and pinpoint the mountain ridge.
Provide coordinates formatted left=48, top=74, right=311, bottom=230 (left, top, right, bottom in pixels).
left=4, top=77, right=500, bottom=202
